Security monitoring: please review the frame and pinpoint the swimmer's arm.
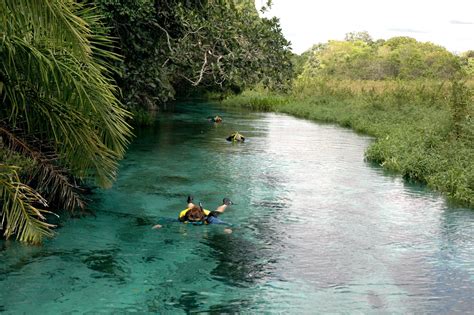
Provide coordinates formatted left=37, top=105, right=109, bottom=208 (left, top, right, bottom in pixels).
left=214, top=204, right=228, bottom=214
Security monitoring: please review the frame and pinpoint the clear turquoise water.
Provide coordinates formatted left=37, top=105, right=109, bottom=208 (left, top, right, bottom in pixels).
left=1, top=102, right=473, bottom=313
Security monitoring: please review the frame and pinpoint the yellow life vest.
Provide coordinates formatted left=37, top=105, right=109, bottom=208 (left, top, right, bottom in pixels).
left=178, top=208, right=211, bottom=223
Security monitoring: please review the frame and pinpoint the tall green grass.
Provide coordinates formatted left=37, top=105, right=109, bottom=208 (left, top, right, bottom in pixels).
left=221, top=80, right=474, bottom=207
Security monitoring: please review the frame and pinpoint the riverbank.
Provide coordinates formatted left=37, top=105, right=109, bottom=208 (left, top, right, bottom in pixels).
left=220, top=80, right=474, bottom=207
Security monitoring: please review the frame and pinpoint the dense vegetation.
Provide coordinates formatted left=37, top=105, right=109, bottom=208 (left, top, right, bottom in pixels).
left=0, top=0, right=291, bottom=243
left=223, top=33, right=474, bottom=207
left=93, top=0, right=293, bottom=121
left=0, top=1, right=133, bottom=243
left=296, top=32, right=462, bottom=80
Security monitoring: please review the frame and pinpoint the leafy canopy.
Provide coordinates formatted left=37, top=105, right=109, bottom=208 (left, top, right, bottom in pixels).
left=94, top=0, right=293, bottom=111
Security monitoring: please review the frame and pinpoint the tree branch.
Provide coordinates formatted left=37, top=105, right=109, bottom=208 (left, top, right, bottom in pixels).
left=152, top=22, right=173, bottom=52
left=180, top=51, right=208, bottom=86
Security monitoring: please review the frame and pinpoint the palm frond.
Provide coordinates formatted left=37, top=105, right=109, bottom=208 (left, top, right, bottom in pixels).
left=0, top=164, right=55, bottom=244
left=0, top=0, right=132, bottom=187
left=0, top=0, right=133, bottom=243
left=0, top=125, right=85, bottom=211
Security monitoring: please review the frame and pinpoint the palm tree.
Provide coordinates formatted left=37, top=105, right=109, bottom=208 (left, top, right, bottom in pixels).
left=0, top=0, right=132, bottom=243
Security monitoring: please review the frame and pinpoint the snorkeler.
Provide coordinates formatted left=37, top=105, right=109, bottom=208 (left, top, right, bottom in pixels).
left=207, top=115, right=223, bottom=123
left=179, top=197, right=232, bottom=225
left=152, top=197, right=233, bottom=230
left=226, top=132, right=245, bottom=142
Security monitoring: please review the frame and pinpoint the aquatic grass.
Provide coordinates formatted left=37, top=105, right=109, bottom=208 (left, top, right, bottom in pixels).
left=221, top=80, right=474, bottom=207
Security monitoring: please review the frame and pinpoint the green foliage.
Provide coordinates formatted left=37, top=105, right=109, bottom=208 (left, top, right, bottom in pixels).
left=94, top=0, right=293, bottom=112
left=460, top=50, right=474, bottom=77
left=222, top=89, right=289, bottom=111
left=1, top=164, right=56, bottom=244
left=0, top=146, right=36, bottom=177
left=299, top=33, right=461, bottom=80
left=130, top=108, right=156, bottom=126
left=0, top=0, right=132, bottom=242
left=1, top=0, right=132, bottom=187
left=222, top=80, right=474, bottom=207
left=291, top=52, right=310, bottom=78
left=450, top=81, right=472, bottom=138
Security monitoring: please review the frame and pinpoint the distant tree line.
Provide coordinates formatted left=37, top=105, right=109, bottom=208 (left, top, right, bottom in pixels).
left=295, top=31, right=472, bottom=81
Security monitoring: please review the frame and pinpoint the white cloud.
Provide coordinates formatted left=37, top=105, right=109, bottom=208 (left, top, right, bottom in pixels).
left=450, top=20, right=474, bottom=25
left=256, top=0, right=474, bottom=54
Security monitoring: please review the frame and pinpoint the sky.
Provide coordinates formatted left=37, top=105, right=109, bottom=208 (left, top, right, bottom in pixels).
left=255, top=0, right=474, bottom=55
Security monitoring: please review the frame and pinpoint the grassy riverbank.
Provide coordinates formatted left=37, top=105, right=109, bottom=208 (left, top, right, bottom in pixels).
left=221, top=80, right=474, bottom=207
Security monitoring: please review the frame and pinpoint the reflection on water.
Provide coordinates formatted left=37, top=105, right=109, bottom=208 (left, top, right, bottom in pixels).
left=0, top=102, right=473, bottom=313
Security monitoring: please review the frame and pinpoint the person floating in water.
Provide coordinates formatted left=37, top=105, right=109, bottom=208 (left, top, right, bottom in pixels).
left=152, top=196, right=233, bottom=231
left=226, top=132, right=245, bottom=142
left=179, top=196, right=232, bottom=225
left=207, top=115, right=223, bottom=123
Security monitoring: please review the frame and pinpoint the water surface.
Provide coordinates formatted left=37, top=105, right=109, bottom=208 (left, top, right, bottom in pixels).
left=1, top=102, right=473, bottom=313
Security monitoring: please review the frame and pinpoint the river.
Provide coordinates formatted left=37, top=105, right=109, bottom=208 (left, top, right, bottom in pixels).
left=1, top=102, right=473, bottom=313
